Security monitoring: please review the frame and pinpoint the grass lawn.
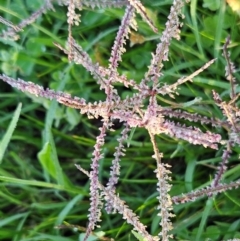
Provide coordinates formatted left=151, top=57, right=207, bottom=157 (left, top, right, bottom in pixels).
left=0, top=0, right=240, bottom=240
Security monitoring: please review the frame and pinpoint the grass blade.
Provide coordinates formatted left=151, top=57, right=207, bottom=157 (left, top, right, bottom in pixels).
left=0, top=103, right=22, bottom=164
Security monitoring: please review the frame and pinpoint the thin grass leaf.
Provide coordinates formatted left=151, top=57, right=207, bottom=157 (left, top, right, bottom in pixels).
left=185, top=155, right=196, bottom=192
left=214, top=1, right=226, bottom=60
left=0, top=102, right=22, bottom=164
left=195, top=198, right=214, bottom=241
left=39, top=68, right=71, bottom=186
left=55, top=194, right=83, bottom=226
left=20, top=233, right=74, bottom=241
left=127, top=127, right=136, bottom=147
left=0, top=212, right=29, bottom=227
left=190, top=0, right=205, bottom=58
left=0, top=175, right=81, bottom=193
left=132, top=230, right=148, bottom=241
left=38, top=141, right=65, bottom=186
left=0, top=189, right=26, bottom=206
left=13, top=212, right=29, bottom=241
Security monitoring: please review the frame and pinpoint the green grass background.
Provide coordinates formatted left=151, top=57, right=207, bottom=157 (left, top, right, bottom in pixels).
left=0, top=0, right=240, bottom=240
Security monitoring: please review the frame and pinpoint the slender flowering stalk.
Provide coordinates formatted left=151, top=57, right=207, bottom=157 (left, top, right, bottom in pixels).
left=1, top=1, right=240, bottom=241
left=127, top=0, right=158, bottom=33
left=0, top=16, right=21, bottom=32
left=75, top=165, right=160, bottom=241
left=154, top=162, right=175, bottom=240
left=172, top=180, right=240, bottom=204
left=84, top=122, right=108, bottom=241
left=143, top=0, right=187, bottom=88
left=1, top=0, right=54, bottom=40
left=105, top=124, right=130, bottom=213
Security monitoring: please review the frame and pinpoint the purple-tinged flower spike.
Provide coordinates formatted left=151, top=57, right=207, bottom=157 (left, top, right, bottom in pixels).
left=210, top=144, right=231, bottom=192
left=75, top=164, right=160, bottom=241
left=163, top=121, right=221, bottom=149
left=127, top=0, right=158, bottom=33
left=106, top=5, right=136, bottom=101
left=0, top=16, right=21, bottom=32
left=172, top=179, right=240, bottom=204
left=159, top=108, right=225, bottom=128
left=105, top=124, right=130, bottom=213
left=0, top=0, right=54, bottom=40
left=223, top=36, right=237, bottom=99
left=157, top=59, right=216, bottom=97
left=144, top=0, right=187, bottom=87
left=63, top=0, right=129, bottom=9
left=67, top=0, right=81, bottom=61
left=0, top=74, right=87, bottom=109
left=84, top=121, right=110, bottom=241
left=213, top=90, right=240, bottom=145
left=108, top=5, right=136, bottom=75
left=55, top=41, right=107, bottom=89
left=154, top=162, right=175, bottom=241
left=55, top=41, right=139, bottom=91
